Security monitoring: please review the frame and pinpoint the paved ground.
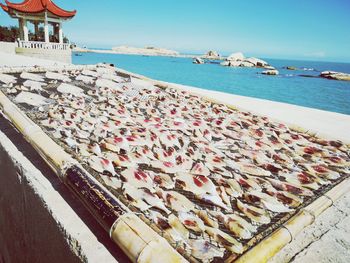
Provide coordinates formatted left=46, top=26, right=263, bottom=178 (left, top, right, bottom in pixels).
left=271, top=191, right=350, bottom=263
left=0, top=51, right=67, bottom=67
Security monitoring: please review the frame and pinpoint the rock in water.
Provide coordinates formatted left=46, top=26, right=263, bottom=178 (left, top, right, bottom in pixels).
left=222, top=53, right=272, bottom=69
left=193, top=57, right=205, bottom=64
left=220, top=61, right=230, bottom=66
left=262, top=69, right=279, bottom=75
left=205, top=50, right=220, bottom=58
left=228, top=61, right=242, bottom=67
left=227, top=52, right=245, bottom=61
left=240, top=61, right=255, bottom=67
left=245, top=57, right=269, bottom=67
left=320, top=71, right=350, bottom=81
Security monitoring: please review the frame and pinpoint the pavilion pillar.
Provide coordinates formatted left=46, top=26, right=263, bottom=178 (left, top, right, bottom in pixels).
left=23, top=19, right=29, bottom=42
left=34, top=22, right=39, bottom=35
left=44, top=20, right=49, bottom=43
left=18, top=18, right=24, bottom=40
left=58, top=23, right=63, bottom=44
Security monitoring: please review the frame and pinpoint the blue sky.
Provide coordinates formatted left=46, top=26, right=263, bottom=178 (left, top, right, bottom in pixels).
left=1, top=0, right=350, bottom=62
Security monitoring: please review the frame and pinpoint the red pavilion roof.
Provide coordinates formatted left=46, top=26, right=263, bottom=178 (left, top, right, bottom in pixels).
left=1, top=0, right=76, bottom=18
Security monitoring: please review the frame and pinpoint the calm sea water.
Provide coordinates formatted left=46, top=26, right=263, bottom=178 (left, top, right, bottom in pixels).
left=73, top=53, right=350, bottom=115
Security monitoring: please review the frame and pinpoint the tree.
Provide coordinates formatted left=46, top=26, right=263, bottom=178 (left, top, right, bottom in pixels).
left=0, top=26, right=19, bottom=42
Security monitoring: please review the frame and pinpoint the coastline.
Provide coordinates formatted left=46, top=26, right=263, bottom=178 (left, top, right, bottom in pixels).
left=73, top=46, right=217, bottom=59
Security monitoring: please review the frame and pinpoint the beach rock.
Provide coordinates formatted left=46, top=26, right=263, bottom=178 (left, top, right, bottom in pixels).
left=193, top=57, right=204, bottom=64
left=286, top=66, right=297, bottom=70
left=320, top=71, right=350, bottom=81
left=220, top=61, right=230, bottom=66
left=227, top=52, right=245, bottom=61
left=228, top=61, right=242, bottom=67
left=239, top=61, right=255, bottom=67
left=262, top=69, right=279, bottom=75
left=205, top=50, right=220, bottom=58
left=245, top=57, right=269, bottom=67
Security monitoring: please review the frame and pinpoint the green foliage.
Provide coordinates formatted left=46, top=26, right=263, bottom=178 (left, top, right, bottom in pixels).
left=0, top=26, right=19, bottom=42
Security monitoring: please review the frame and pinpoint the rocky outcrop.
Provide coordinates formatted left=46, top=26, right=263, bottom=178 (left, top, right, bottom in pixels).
left=204, top=50, right=220, bottom=59
left=262, top=69, right=279, bottom=75
left=239, top=61, right=255, bottom=67
left=320, top=71, right=350, bottom=81
left=220, top=61, right=230, bottom=67
left=244, top=57, right=269, bottom=67
left=222, top=52, right=271, bottom=69
left=227, top=52, right=245, bottom=62
left=193, top=57, right=204, bottom=64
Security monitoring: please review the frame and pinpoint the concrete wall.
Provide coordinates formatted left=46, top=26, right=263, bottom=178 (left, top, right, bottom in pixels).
left=0, top=119, right=125, bottom=262
left=15, top=47, right=72, bottom=63
left=0, top=41, right=16, bottom=54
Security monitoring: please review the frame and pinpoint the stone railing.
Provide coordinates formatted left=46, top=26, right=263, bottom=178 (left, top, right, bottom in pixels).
left=17, top=41, right=70, bottom=51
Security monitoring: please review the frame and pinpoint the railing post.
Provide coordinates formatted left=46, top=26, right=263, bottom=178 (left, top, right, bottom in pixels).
left=16, top=41, right=69, bottom=51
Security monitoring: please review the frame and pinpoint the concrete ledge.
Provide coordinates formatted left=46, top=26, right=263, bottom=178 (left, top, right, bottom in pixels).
left=0, top=119, right=125, bottom=263
left=15, top=47, right=72, bottom=63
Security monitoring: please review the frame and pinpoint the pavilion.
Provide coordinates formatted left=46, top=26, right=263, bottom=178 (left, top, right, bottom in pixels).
left=0, top=0, right=76, bottom=62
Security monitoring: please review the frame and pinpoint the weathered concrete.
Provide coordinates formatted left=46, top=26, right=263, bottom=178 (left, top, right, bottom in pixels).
left=15, top=47, right=72, bottom=63
left=0, top=51, right=68, bottom=67
left=0, top=41, right=16, bottom=54
left=0, top=125, right=123, bottom=263
left=270, top=191, right=350, bottom=263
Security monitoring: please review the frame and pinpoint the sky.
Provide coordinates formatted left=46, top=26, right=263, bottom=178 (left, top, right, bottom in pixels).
left=1, top=0, right=350, bottom=62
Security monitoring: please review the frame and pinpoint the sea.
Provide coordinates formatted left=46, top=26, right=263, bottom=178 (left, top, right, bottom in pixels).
left=73, top=53, right=350, bottom=115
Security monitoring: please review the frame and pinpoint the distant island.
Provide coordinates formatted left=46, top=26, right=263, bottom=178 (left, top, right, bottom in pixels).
left=73, top=45, right=181, bottom=57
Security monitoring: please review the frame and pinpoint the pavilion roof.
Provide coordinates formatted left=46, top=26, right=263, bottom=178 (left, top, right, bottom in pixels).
left=0, top=0, right=76, bottom=18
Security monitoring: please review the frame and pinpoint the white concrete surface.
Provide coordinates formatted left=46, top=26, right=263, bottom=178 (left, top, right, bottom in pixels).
left=15, top=47, right=72, bottom=63
left=0, top=41, right=16, bottom=54
left=0, top=51, right=68, bottom=67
